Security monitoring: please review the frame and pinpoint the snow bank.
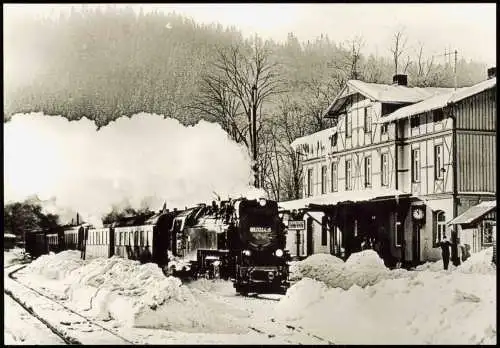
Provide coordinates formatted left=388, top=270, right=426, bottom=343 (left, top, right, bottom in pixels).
left=22, top=250, right=85, bottom=279
left=290, top=251, right=410, bottom=290
left=275, top=270, right=496, bottom=344
left=457, top=247, right=496, bottom=275
left=4, top=248, right=28, bottom=267
left=277, top=249, right=496, bottom=344
left=18, top=252, right=247, bottom=334
left=415, top=247, right=496, bottom=274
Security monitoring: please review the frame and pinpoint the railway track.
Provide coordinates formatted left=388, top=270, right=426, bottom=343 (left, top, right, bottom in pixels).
left=188, top=285, right=334, bottom=345
left=5, top=264, right=134, bottom=345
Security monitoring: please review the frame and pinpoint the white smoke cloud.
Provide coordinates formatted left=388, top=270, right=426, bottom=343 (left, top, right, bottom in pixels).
left=4, top=112, right=260, bottom=225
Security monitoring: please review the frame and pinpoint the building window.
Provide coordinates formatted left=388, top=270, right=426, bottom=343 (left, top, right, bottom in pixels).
left=381, top=123, right=388, bottom=135
left=411, top=148, right=421, bottom=183
left=410, top=116, right=420, bottom=128
left=321, top=216, right=328, bottom=246
left=331, top=162, right=338, bottom=192
left=482, top=221, right=495, bottom=246
left=330, top=133, right=338, bottom=147
left=433, top=109, right=445, bottom=123
left=381, top=153, right=389, bottom=186
left=321, top=165, right=327, bottom=194
left=433, top=211, right=446, bottom=247
left=345, top=113, right=352, bottom=138
left=345, top=159, right=352, bottom=190
left=364, top=107, right=372, bottom=133
left=434, top=144, right=444, bottom=180
left=364, top=156, right=372, bottom=188
left=395, top=220, right=403, bottom=247
left=307, top=168, right=314, bottom=197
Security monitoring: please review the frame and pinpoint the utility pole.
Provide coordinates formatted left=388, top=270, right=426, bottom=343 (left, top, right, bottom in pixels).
left=454, top=50, right=458, bottom=91
left=444, top=48, right=458, bottom=90
left=251, top=84, right=259, bottom=188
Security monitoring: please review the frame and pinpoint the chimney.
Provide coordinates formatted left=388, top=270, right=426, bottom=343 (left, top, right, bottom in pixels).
left=76, top=213, right=79, bottom=225
left=487, top=67, right=496, bottom=79
left=393, top=74, right=408, bottom=86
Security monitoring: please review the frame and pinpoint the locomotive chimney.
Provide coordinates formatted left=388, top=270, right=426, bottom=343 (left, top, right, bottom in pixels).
left=392, top=74, right=408, bottom=86
left=76, top=213, right=79, bottom=225
left=487, top=67, right=496, bottom=79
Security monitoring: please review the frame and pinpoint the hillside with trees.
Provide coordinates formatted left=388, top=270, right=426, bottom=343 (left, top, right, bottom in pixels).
left=4, top=6, right=489, bottom=202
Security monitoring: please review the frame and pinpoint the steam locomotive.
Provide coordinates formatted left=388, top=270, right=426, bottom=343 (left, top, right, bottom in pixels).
left=23, top=197, right=291, bottom=295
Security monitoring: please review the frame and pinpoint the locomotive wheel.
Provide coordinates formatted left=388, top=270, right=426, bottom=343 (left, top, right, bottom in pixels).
left=236, top=286, right=248, bottom=296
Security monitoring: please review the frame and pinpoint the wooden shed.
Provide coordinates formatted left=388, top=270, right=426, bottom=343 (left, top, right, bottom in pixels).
left=448, top=201, right=496, bottom=263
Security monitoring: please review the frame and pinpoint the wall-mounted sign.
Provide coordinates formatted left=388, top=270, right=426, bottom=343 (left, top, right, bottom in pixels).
left=288, top=220, right=305, bottom=230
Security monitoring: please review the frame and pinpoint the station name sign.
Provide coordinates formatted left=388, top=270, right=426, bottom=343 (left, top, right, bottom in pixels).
left=287, top=220, right=305, bottom=230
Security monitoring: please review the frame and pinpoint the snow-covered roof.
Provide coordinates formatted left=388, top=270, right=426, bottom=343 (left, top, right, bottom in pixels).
left=4, top=233, right=17, bottom=239
left=278, top=188, right=407, bottom=211
left=323, top=79, right=454, bottom=117
left=448, top=200, right=496, bottom=226
left=378, top=78, right=496, bottom=124
left=290, top=127, right=337, bottom=150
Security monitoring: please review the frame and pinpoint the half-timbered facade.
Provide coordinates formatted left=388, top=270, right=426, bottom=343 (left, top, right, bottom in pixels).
left=281, top=71, right=496, bottom=265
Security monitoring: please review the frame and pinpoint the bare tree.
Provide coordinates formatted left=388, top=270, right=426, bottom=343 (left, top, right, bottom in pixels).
left=390, top=30, right=409, bottom=75
left=191, top=37, right=283, bottom=187
left=302, top=78, right=339, bottom=131
left=327, top=35, right=365, bottom=84
left=412, top=42, right=436, bottom=86
left=266, top=96, right=316, bottom=200
left=191, top=38, right=284, bottom=188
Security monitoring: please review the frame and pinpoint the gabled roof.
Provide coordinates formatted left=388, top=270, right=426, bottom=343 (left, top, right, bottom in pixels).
left=447, top=200, right=496, bottom=226
left=323, top=79, right=454, bottom=118
left=378, top=77, right=496, bottom=124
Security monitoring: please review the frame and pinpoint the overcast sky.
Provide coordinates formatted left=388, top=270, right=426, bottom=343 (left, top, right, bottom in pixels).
left=4, top=3, right=496, bottom=66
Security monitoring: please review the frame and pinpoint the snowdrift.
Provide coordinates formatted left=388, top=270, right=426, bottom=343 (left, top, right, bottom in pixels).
left=290, top=250, right=410, bottom=290
left=276, top=248, right=496, bottom=344
left=4, top=247, right=28, bottom=267
left=18, top=252, right=246, bottom=334
left=415, top=247, right=496, bottom=274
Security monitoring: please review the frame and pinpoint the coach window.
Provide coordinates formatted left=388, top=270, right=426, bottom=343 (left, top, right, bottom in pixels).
left=134, top=231, right=139, bottom=246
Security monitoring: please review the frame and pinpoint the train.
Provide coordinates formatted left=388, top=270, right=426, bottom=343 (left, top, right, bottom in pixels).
left=23, top=197, right=291, bottom=295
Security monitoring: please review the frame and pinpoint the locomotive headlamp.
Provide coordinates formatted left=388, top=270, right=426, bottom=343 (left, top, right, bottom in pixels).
left=275, top=249, right=284, bottom=257
left=243, top=249, right=251, bottom=256
left=259, top=198, right=267, bottom=207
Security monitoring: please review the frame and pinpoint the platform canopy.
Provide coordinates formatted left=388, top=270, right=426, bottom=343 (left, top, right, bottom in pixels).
left=278, top=188, right=408, bottom=211
left=447, top=200, right=496, bottom=226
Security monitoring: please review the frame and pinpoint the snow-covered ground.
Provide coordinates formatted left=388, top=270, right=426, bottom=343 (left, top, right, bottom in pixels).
left=278, top=248, right=496, bottom=344
left=4, top=247, right=27, bottom=267
left=4, top=294, right=66, bottom=345
left=5, top=250, right=320, bottom=344
left=4, top=248, right=496, bottom=344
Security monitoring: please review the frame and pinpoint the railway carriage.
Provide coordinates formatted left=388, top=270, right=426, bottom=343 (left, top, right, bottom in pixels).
left=85, top=227, right=114, bottom=260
